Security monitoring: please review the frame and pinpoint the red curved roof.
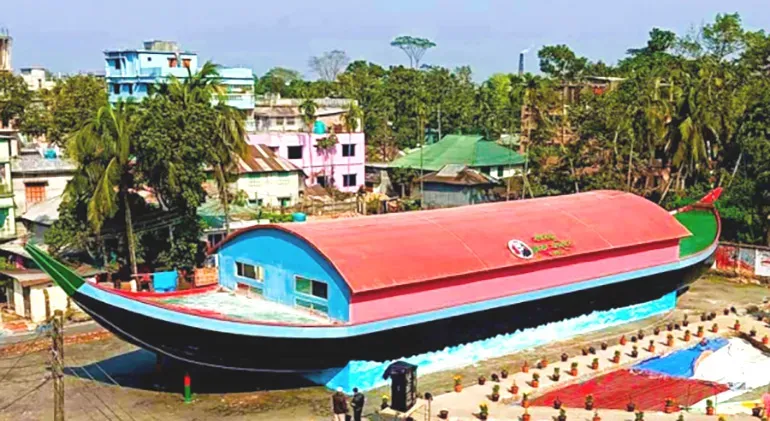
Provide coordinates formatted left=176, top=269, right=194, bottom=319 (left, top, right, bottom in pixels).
left=215, top=191, right=691, bottom=294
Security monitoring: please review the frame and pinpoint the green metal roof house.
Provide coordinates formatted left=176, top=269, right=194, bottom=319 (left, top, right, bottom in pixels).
left=390, top=135, right=525, bottom=178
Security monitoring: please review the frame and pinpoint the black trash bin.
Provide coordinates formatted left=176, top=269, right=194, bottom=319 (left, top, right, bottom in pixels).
left=382, top=361, right=417, bottom=412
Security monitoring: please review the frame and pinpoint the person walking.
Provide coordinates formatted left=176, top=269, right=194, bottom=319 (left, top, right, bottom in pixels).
left=350, top=388, right=365, bottom=421
left=331, top=387, right=348, bottom=421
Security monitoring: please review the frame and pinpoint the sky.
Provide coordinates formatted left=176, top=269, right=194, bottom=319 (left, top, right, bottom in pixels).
left=3, top=0, right=770, bottom=80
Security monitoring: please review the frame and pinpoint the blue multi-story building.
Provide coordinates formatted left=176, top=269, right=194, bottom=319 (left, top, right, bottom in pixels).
left=104, top=40, right=255, bottom=111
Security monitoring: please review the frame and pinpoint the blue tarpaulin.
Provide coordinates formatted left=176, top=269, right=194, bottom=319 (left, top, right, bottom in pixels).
left=153, top=271, right=177, bottom=293
left=633, top=337, right=729, bottom=378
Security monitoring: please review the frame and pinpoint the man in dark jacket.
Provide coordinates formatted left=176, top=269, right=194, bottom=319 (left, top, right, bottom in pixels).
left=331, top=387, right=348, bottom=421
left=350, top=388, right=365, bottom=421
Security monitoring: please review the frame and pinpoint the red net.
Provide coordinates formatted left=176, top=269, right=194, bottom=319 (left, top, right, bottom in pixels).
left=531, top=369, right=729, bottom=411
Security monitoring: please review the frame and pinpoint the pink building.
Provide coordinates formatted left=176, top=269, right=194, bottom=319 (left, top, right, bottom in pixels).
left=247, top=132, right=365, bottom=193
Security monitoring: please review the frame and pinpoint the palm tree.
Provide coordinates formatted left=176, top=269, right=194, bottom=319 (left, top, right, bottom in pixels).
left=665, top=75, right=717, bottom=189
left=211, top=103, right=247, bottom=234
left=154, top=61, right=246, bottom=233
left=68, top=101, right=140, bottom=275
left=341, top=102, right=363, bottom=180
left=298, top=98, right=318, bottom=184
left=155, top=61, right=224, bottom=107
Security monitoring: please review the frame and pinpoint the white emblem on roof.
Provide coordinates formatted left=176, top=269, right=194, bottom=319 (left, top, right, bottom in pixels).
left=508, top=239, right=534, bottom=259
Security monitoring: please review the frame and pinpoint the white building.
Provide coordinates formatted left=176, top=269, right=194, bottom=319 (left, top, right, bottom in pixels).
left=12, top=146, right=76, bottom=217
left=229, top=144, right=304, bottom=208
left=20, top=67, right=56, bottom=91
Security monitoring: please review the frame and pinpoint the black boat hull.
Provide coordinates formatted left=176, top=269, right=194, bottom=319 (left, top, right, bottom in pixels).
left=73, top=250, right=713, bottom=372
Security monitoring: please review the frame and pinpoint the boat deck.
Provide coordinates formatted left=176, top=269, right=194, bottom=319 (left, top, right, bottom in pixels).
left=145, top=290, right=333, bottom=326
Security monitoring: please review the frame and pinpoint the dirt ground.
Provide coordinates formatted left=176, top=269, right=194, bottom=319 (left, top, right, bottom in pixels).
left=0, top=275, right=767, bottom=421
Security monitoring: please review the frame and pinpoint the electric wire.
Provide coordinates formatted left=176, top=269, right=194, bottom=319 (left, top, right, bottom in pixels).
left=90, top=361, right=161, bottom=421
left=0, top=330, right=45, bottom=383
left=0, top=376, right=51, bottom=411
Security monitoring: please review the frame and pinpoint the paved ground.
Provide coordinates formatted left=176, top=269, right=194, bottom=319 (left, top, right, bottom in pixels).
left=0, top=275, right=767, bottom=421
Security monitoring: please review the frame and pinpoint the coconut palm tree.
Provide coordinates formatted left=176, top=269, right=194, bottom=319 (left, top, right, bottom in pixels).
left=67, top=101, right=140, bottom=275
left=210, top=103, right=247, bottom=234
left=341, top=102, right=363, bottom=181
left=298, top=98, right=318, bottom=184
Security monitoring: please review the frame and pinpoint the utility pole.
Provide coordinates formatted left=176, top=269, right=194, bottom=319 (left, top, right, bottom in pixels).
left=52, top=310, right=64, bottom=421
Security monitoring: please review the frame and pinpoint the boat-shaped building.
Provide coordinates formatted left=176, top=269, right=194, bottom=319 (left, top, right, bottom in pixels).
left=27, top=190, right=720, bottom=371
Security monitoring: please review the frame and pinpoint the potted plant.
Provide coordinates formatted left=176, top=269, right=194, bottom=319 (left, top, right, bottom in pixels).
left=453, top=375, right=463, bottom=392
left=675, top=323, right=681, bottom=330
left=752, top=403, right=762, bottom=417
left=631, top=345, right=639, bottom=358
left=612, top=350, right=621, bottom=364
left=601, top=341, right=608, bottom=350
left=522, top=361, right=529, bottom=373
left=683, top=315, right=690, bottom=326
left=635, top=411, right=645, bottom=421
left=491, top=385, right=501, bottom=402
left=631, top=336, right=638, bottom=343
left=627, top=401, right=636, bottom=412
left=561, top=352, right=569, bottom=362
left=522, top=408, right=531, bottom=421
left=531, top=373, right=540, bottom=388
left=619, top=335, right=627, bottom=346
left=763, top=335, right=769, bottom=345
left=750, top=328, right=757, bottom=337
left=700, top=313, right=708, bottom=322
left=684, top=329, right=691, bottom=341
left=552, top=367, right=561, bottom=381
left=522, top=393, right=530, bottom=408
left=677, top=414, right=685, bottom=421
left=697, top=326, right=704, bottom=338
left=501, top=368, right=509, bottom=379
left=381, top=395, right=390, bottom=410
left=509, top=381, right=519, bottom=395
left=734, top=319, right=741, bottom=331
left=570, top=362, right=578, bottom=376
left=664, top=397, right=676, bottom=414
left=667, top=323, right=674, bottom=332
left=710, top=311, right=717, bottom=320
left=478, top=375, right=487, bottom=385
left=491, top=373, right=500, bottom=382
left=638, top=329, right=645, bottom=340
left=648, top=340, right=655, bottom=353
left=585, top=394, right=594, bottom=410
left=654, top=327, right=661, bottom=335
left=553, top=396, right=563, bottom=409
left=538, top=358, right=548, bottom=369
left=589, top=346, right=596, bottom=355
left=593, top=410, right=601, bottom=421
left=479, top=402, right=489, bottom=420
left=705, top=399, right=715, bottom=416
left=591, top=358, right=599, bottom=370
left=711, top=323, right=719, bottom=333
left=438, top=409, right=449, bottom=419
left=723, top=308, right=730, bottom=316
left=666, top=333, right=674, bottom=347
left=582, top=348, right=589, bottom=356
left=557, top=408, right=567, bottom=421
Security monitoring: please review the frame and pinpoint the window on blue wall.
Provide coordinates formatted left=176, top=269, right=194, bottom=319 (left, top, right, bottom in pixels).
left=296, top=298, right=329, bottom=314
left=295, top=276, right=328, bottom=300
left=236, top=261, right=264, bottom=281
left=112, top=84, right=120, bottom=95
